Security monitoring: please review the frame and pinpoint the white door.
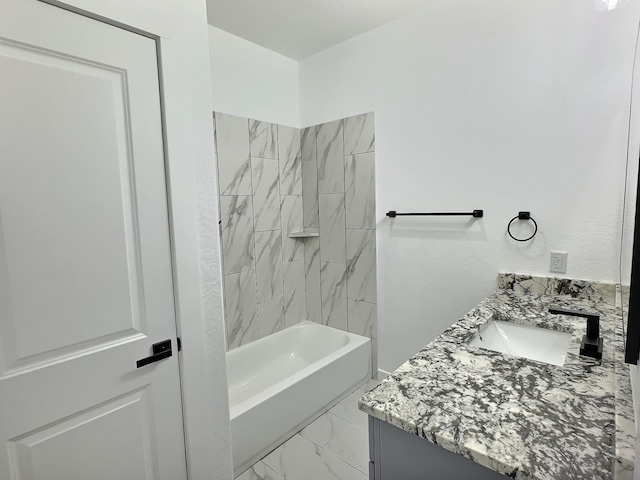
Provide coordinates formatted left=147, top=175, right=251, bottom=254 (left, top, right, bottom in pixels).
left=0, top=1, right=188, bottom=479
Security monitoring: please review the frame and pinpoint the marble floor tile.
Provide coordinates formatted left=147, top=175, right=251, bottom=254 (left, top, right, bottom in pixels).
left=354, top=379, right=381, bottom=397
left=251, top=158, right=281, bottom=232
left=316, top=120, right=345, bottom=194
left=250, top=120, right=278, bottom=159
left=237, top=381, right=376, bottom=480
left=345, top=152, right=376, bottom=230
left=215, top=112, right=252, bottom=196
left=263, top=434, right=367, bottom=480
left=344, top=112, right=375, bottom=155
left=329, top=392, right=369, bottom=430
left=299, top=412, right=349, bottom=448
left=323, top=424, right=369, bottom=474
left=236, top=461, right=284, bottom=480
left=278, top=125, right=302, bottom=195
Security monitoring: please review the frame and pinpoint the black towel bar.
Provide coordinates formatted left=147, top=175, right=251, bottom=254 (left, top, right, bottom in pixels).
left=386, top=210, right=483, bottom=218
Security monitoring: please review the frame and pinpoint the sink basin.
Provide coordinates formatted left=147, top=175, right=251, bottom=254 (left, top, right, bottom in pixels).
left=468, top=320, right=571, bottom=366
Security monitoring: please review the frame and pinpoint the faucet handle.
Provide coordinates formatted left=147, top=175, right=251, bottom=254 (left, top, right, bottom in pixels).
left=548, top=306, right=603, bottom=360
left=548, top=307, right=600, bottom=339
left=548, top=307, right=599, bottom=320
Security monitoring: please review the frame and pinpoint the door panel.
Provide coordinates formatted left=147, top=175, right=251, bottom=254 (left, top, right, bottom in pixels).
left=9, top=388, right=156, bottom=480
left=0, top=41, right=144, bottom=373
left=0, top=1, right=187, bottom=478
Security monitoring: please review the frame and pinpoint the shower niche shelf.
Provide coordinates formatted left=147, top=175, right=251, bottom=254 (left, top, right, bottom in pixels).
left=288, top=230, right=319, bottom=238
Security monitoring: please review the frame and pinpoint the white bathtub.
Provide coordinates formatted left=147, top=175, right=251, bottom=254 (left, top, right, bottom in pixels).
left=227, top=321, right=371, bottom=476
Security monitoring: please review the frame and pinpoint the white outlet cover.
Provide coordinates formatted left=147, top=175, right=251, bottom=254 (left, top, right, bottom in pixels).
left=550, top=251, right=568, bottom=274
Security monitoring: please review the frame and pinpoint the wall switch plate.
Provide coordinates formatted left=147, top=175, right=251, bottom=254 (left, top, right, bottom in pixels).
left=550, top=251, right=568, bottom=274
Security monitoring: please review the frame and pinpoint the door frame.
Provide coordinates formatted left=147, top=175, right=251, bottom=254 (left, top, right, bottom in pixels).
left=32, top=1, right=233, bottom=478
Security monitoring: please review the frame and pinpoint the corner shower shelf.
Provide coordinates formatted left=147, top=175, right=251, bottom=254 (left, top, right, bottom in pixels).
left=288, top=230, right=320, bottom=238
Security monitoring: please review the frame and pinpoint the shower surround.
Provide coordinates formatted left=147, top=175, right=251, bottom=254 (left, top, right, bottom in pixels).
left=213, top=111, right=377, bottom=370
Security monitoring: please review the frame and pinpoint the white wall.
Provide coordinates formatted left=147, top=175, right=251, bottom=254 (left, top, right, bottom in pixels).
left=53, top=0, right=233, bottom=478
left=299, top=0, right=640, bottom=372
left=209, top=26, right=300, bottom=127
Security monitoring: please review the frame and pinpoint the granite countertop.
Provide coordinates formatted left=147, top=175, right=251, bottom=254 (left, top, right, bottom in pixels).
left=359, top=274, right=635, bottom=480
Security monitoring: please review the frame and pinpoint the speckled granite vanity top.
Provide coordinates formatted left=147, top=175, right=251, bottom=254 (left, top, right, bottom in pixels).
left=359, top=274, right=635, bottom=480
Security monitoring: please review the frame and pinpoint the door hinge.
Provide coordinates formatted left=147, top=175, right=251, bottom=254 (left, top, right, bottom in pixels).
left=177, top=337, right=182, bottom=352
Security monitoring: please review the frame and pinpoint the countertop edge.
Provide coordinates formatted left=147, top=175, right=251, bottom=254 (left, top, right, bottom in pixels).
left=360, top=278, right=635, bottom=480
left=614, top=286, right=636, bottom=480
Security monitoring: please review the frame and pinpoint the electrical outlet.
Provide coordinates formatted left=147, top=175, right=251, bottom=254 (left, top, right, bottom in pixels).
left=550, top=251, right=568, bottom=274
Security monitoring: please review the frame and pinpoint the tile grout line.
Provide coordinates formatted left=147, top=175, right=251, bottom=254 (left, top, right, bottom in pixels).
left=315, top=124, right=328, bottom=326
left=342, top=119, right=350, bottom=334
left=323, top=424, right=370, bottom=475
left=246, top=119, right=262, bottom=341
left=276, top=123, right=289, bottom=330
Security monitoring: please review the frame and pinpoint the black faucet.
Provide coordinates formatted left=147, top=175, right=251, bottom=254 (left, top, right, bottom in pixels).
left=548, top=307, right=603, bottom=360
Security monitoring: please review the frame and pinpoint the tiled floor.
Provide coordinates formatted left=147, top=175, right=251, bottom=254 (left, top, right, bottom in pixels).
left=236, top=379, right=380, bottom=480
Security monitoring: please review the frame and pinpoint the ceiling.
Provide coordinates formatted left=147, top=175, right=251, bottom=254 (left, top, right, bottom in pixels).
left=206, top=0, right=432, bottom=60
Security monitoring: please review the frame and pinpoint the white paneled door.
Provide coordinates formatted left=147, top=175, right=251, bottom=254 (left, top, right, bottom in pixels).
left=0, top=1, right=188, bottom=479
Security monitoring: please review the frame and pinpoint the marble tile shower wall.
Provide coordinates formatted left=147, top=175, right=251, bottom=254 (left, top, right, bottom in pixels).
left=214, top=112, right=305, bottom=349
left=214, top=111, right=377, bottom=363
left=302, top=113, right=378, bottom=372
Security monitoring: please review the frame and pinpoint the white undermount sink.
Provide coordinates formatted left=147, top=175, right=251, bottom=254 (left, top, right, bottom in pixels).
left=468, top=320, right=572, bottom=366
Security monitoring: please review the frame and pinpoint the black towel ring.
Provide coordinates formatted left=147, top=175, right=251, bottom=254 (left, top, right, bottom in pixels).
left=507, top=211, right=538, bottom=242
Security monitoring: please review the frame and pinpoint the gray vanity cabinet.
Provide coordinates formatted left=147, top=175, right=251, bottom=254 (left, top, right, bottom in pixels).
left=368, top=417, right=507, bottom=479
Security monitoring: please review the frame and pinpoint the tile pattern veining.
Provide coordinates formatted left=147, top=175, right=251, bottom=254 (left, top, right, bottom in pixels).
left=214, top=112, right=305, bottom=349
left=278, top=125, right=302, bottom=195
left=359, top=274, right=634, bottom=480
left=214, top=111, right=378, bottom=368
left=236, top=380, right=379, bottom=480
left=251, top=158, right=281, bottom=232
left=303, top=112, right=378, bottom=373
left=498, top=273, right=617, bottom=303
